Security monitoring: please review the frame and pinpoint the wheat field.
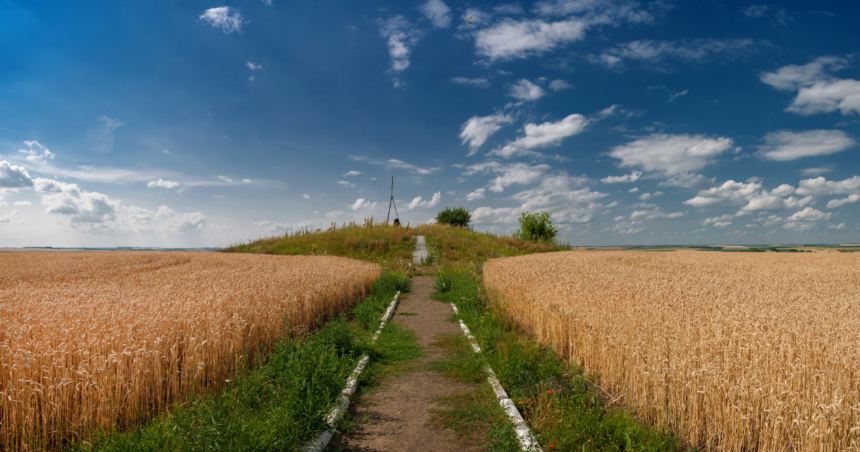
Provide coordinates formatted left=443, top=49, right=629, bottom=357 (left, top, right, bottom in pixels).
left=484, top=250, right=860, bottom=451
left=0, top=252, right=379, bottom=450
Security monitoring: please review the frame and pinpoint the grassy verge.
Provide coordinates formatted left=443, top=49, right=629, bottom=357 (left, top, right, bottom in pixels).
left=70, top=272, right=416, bottom=452
left=431, top=267, right=683, bottom=452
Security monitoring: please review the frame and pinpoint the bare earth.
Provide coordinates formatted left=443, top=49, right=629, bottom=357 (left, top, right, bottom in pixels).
left=330, top=275, right=477, bottom=452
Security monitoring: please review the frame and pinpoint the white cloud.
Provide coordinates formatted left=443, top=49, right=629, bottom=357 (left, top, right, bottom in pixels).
left=481, top=162, right=552, bottom=192
left=217, top=176, right=233, bottom=183
left=593, top=39, right=760, bottom=67
left=472, top=175, right=607, bottom=225
left=548, top=79, right=572, bottom=91
left=17, top=141, right=55, bottom=164
left=668, top=89, right=689, bottom=102
left=796, top=175, right=860, bottom=197
left=783, top=221, right=815, bottom=231
left=451, top=77, right=491, bottom=88
left=761, top=56, right=860, bottom=115
left=800, top=167, right=833, bottom=176
left=474, top=18, right=589, bottom=62
left=466, top=188, right=486, bottom=200
left=827, top=194, right=860, bottom=208
left=787, top=207, right=831, bottom=222
left=247, top=62, right=262, bottom=70
left=630, top=207, right=684, bottom=221
left=13, top=201, right=31, bottom=206
left=378, top=16, right=423, bottom=86
left=600, top=171, right=641, bottom=183
left=473, top=1, right=655, bottom=63
left=658, top=172, right=717, bottom=190
left=337, top=180, right=356, bottom=188
left=638, top=191, right=662, bottom=200
left=147, top=179, right=179, bottom=189
left=35, top=179, right=119, bottom=224
left=420, top=0, right=451, bottom=28
left=303, top=194, right=311, bottom=199
left=609, top=134, right=734, bottom=175
left=262, top=0, right=272, bottom=6
left=704, top=214, right=734, bottom=226
left=829, top=222, right=846, bottom=229
left=200, top=7, right=246, bottom=34
left=243, top=179, right=251, bottom=183
left=508, top=79, right=545, bottom=101
left=684, top=180, right=762, bottom=207
left=344, top=170, right=361, bottom=176
left=407, top=192, right=441, bottom=209
left=0, top=161, right=34, bottom=188
left=155, top=206, right=206, bottom=232
left=757, top=130, right=856, bottom=161
left=253, top=220, right=317, bottom=234
left=628, top=187, right=639, bottom=192
left=459, top=112, right=515, bottom=155
left=86, top=117, right=124, bottom=154
left=351, top=198, right=377, bottom=210
left=742, top=5, right=770, bottom=17
left=491, top=113, right=589, bottom=159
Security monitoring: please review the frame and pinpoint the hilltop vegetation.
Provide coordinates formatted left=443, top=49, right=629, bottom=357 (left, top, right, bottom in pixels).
left=222, top=219, right=568, bottom=269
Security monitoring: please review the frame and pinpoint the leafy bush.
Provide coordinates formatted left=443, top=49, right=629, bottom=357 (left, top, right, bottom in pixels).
left=435, top=206, right=472, bottom=228
left=514, top=211, right=558, bottom=243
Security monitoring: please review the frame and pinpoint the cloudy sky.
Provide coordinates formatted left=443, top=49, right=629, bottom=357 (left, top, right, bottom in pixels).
left=1, top=0, right=859, bottom=247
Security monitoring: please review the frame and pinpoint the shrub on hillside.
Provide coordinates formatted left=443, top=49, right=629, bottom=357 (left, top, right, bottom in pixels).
left=435, top=206, right=471, bottom=228
left=514, top=211, right=558, bottom=243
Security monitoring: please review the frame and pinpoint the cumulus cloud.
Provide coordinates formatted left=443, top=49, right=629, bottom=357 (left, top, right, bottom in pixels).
left=658, top=172, right=717, bottom=190
left=253, top=220, right=317, bottom=234
left=795, top=175, right=860, bottom=197
left=600, top=171, right=641, bottom=183
left=827, top=194, right=860, bottom=208
left=378, top=16, right=423, bottom=86
left=303, top=194, right=310, bottom=199
left=13, top=201, right=31, bottom=206
left=472, top=175, right=607, bottom=225
left=17, top=141, right=55, bottom=164
left=247, top=62, right=262, bottom=70
left=549, top=79, right=572, bottom=91
left=787, top=207, right=831, bottom=222
left=147, top=179, right=179, bottom=189
left=420, top=0, right=451, bottom=28
left=630, top=207, right=683, bottom=221
left=337, top=180, right=356, bottom=188
left=757, top=130, right=856, bottom=161
left=829, top=222, right=846, bottom=229
left=508, top=79, right=545, bottom=101
left=351, top=198, right=377, bottom=210
left=473, top=2, right=655, bottom=63
left=461, top=161, right=554, bottom=193
left=684, top=180, right=762, bottom=207
left=343, top=170, right=361, bottom=176
left=200, top=7, right=246, bottom=34
left=628, top=187, right=639, bottom=192
left=451, top=77, right=491, bottom=88
left=761, top=56, right=860, bottom=115
left=459, top=112, right=515, bottom=155
left=0, top=161, right=34, bottom=188
left=466, top=188, right=486, bottom=200
left=407, top=192, right=441, bottom=209
left=609, top=134, right=734, bottom=175
left=491, top=113, right=589, bottom=159
left=592, top=38, right=761, bottom=67
left=638, top=191, right=662, bottom=200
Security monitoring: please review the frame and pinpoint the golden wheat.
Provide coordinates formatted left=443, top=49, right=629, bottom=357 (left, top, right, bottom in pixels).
left=0, top=252, right=379, bottom=450
left=484, top=250, right=860, bottom=451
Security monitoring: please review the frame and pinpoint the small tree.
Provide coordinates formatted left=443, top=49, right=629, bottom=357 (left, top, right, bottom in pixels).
left=435, top=206, right=471, bottom=228
left=514, top=211, right=558, bottom=242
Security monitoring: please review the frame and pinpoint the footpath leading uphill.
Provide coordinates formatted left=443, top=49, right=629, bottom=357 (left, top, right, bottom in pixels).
left=331, top=238, right=476, bottom=451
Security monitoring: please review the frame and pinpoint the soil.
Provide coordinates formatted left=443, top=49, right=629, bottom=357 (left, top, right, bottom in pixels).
left=329, top=273, right=478, bottom=452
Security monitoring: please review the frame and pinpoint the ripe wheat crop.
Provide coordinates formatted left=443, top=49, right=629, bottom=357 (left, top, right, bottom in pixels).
left=484, top=250, right=860, bottom=451
left=0, top=252, right=379, bottom=450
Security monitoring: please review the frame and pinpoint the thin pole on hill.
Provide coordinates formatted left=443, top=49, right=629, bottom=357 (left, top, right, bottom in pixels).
left=386, top=163, right=400, bottom=225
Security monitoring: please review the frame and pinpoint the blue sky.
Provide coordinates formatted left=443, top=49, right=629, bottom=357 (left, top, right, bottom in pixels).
left=1, top=0, right=858, bottom=247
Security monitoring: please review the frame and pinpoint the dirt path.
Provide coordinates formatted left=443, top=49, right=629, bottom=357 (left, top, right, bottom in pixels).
left=330, top=274, right=476, bottom=452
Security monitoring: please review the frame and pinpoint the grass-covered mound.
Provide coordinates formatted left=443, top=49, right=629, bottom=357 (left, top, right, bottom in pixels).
left=221, top=219, right=568, bottom=269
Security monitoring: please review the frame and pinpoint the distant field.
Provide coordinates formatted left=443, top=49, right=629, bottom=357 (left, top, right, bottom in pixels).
left=0, top=252, right=378, bottom=450
left=485, top=251, right=860, bottom=452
